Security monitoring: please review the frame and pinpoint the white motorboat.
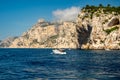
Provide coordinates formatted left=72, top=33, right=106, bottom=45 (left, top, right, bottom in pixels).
left=52, top=49, right=66, bottom=54
left=105, top=48, right=110, bottom=51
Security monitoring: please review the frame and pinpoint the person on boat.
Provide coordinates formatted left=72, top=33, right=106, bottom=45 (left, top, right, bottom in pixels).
left=57, top=48, right=65, bottom=52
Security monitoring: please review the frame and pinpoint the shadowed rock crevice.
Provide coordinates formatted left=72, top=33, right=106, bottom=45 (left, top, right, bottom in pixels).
left=108, top=17, right=119, bottom=27
left=76, top=24, right=92, bottom=48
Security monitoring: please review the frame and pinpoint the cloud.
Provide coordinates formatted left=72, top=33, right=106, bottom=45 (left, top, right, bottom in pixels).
left=52, top=6, right=81, bottom=21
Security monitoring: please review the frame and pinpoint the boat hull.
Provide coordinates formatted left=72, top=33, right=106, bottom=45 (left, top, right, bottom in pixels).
left=52, top=50, right=66, bottom=54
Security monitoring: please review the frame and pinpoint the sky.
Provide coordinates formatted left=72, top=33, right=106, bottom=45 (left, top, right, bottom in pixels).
left=0, top=0, right=120, bottom=40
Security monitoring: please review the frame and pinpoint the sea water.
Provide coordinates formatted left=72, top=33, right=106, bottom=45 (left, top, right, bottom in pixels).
left=0, top=48, right=120, bottom=80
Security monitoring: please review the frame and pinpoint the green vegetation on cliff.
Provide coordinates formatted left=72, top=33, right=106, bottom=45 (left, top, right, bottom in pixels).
left=82, top=4, right=120, bottom=15
left=104, top=26, right=119, bottom=34
left=119, top=43, right=120, bottom=46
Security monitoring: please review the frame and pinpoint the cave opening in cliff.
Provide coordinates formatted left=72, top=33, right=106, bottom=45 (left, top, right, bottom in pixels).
left=76, top=24, right=92, bottom=48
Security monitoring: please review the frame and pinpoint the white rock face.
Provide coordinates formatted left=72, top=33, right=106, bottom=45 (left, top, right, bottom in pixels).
left=9, top=21, right=78, bottom=48
left=38, top=18, right=45, bottom=23
left=0, top=37, right=17, bottom=48
left=77, top=9, right=120, bottom=50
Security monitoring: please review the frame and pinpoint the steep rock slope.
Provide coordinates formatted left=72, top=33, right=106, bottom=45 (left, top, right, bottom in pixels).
left=76, top=7, right=120, bottom=49
left=9, top=20, right=78, bottom=48
left=0, top=37, right=17, bottom=48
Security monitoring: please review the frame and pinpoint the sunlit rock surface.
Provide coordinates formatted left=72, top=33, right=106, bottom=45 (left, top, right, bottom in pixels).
left=7, top=7, right=120, bottom=49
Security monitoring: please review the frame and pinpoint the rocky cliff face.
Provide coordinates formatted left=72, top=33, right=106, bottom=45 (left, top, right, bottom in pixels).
left=8, top=7, right=120, bottom=49
left=0, top=37, right=17, bottom=48
left=76, top=8, right=120, bottom=49
left=9, top=20, right=78, bottom=48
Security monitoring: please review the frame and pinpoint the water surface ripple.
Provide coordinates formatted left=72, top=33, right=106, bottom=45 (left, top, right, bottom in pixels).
left=0, top=49, right=120, bottom=80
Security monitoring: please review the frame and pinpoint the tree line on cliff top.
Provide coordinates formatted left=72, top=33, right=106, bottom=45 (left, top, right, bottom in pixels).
left=82, top=4, right=120, bottom=14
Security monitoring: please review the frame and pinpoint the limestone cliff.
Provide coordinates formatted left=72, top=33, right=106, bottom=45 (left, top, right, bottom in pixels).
left=0, top=37, right=17, bottom=48
left=76, top=6, right=120, bottom=49
left=9, top=20, right=78, bottom=48
left=8, top=6, right=120, bottom=49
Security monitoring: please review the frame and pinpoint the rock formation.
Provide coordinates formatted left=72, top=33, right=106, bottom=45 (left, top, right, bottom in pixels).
left=76, top=6, right=120, bottom=49
left=0, top=37, right=17, bottom=48
left=108, top=17, right=119, bottom=27
left=1, top=6, right=120, bottom=50
left=9, top=20, right=78, bottom=48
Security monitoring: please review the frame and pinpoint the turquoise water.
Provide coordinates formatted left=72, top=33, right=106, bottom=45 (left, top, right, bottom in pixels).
left=0, top=49, right=120, bottom=80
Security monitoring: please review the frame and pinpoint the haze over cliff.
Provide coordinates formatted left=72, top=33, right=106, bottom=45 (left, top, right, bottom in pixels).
left=0, top=37, right=17, bottom=48
left=1, top=5, right=120, bottom=49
